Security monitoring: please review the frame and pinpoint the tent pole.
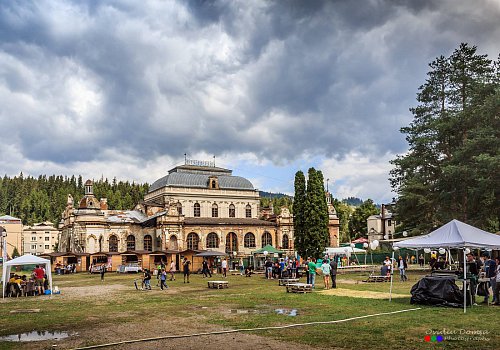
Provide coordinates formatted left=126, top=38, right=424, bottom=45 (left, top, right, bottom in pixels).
left=389, top=250, right=395, bottom=302
left=463, top=248, right=467, bottom=314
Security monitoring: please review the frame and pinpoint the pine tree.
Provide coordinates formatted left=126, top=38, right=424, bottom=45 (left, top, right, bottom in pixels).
left=391, top=43, right=499, bottom=233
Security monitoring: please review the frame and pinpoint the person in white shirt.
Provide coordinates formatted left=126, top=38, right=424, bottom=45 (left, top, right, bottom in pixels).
left=169, top=260, right=176, bottom=281
left=221, top=258, right=228, bottom=278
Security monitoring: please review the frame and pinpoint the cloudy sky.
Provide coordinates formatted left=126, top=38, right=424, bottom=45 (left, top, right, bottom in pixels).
left=1, top=0, right=499, bottom=203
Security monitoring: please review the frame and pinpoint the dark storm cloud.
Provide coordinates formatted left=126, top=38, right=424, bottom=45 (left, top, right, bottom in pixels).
left=0, top=0, right=499, bottom=167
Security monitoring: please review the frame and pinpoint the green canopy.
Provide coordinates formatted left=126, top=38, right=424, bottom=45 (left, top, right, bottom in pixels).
left=252, top=245, right=284, bottom=255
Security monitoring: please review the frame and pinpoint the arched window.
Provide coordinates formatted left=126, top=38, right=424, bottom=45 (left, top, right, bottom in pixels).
left=109, top=235, right=118, bottom=252
left=229, top=204, right=235, bottom=218
left=244, top=232, right=256, bottom=248
left=226, top=232, right=238, bottom=253
left=177, top=202, right=182, bottom=215
left=262, top=232, right=272, bottom=247
left=206, top=232, right=219, bottom=248
left=144, top=235, right=152, bottom=251
left=245, top=204, right=252, bottom=218
left=212, top=203, right=218, bottom=218
left=169, top=235, right=178, bottom=250
left=187, top=232, right=199, bottom=250
left=194, top=203, right=200, bottom=217
left=127, top=235, right=136, bottom=250
left=282, top=234, right=289, bottom=249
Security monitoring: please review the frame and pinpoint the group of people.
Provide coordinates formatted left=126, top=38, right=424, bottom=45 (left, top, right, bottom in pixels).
left=304, top=256, right=338, bottom=289
left=264, top=258, right=298, bottom=279
left=5, top=264, right=47, bottom=297
left=380, top=256, right=409, bottom=282
left=55, top=263, right=76, bottom=275
left=466, top=253, right=499, bottom=305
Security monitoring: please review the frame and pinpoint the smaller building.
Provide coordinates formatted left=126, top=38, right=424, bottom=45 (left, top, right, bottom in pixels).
left=0, top=215, right=23, bottom=258
left=367, top=207, right=396, bottom=243
left=23, top=221, right=60, bottom=255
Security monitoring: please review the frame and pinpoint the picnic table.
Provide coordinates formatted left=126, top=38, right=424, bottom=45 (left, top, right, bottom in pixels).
left=279, top=278, right=299, bottom=286
left=207, top=280, right=229, bottom=289
left=363, top=275, right=391, bottom=283
left=286, top=283, right=313, bottom=293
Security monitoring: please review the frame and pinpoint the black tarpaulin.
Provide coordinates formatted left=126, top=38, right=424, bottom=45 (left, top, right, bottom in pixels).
left=410, top=276, right=469, bottom=308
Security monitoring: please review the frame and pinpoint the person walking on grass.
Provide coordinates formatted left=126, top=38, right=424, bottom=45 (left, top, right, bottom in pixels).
left=308, top=258, right=317, bottom=288
left=160, top=268, right=168, bottom=290
left=221, top=258, right=228, bottom=278
left=183, top=257, right=191, bottom=283
left=169, top=260, right=176, bottom=281
left=329, top=255, right=338, bottom=288
left=100, top=264, right=106, bottom=281
left=321, top=259, right=331, bottom=289
left=398, top=256, right=408, bottom=282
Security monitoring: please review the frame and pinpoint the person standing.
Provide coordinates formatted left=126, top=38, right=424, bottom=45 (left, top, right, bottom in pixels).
left=100, top=264, right=106, bottom=281
left=160, top=268, right=168, bottom=290
left=239, top=258, right=244, bottom=276
left=384, top=256, right=392, bottom=276
left=329, top=256, right=338, bottom=289
left=183, top=257, right=191, bottom=283
left=291, top=258, right=297, bottom=278
left=466, top=253, right=479, bottom=305
left=418, top=254, right=424, bottom=267
left=265, top=259, right=273, bottom=279
left=398, top=256, right=408, bottom=281
left=321, top=259, right=331, bottom=289
left=143, top=269, right=152, bottom=290
left=482, top=253, right=496, bottom=304
left=221, top=258, right=227, bottom=278
left=308, top=258, right=317, bottom=288
left=279, top=259, right=285, bottom=278
left=169, top=260, right=176, bottom=281
left=33, top=265, right=45, bottom=295
left=492, top=257, right=500, bottom=306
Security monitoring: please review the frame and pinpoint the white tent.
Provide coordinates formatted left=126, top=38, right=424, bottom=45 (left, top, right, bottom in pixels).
left=324, top=247, right=367, bottom=255
left=394, top=219, right=500, bottom=312
left=2, top=254, right=53, bottom=298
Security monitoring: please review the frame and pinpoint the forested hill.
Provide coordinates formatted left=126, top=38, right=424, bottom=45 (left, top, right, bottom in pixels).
left=0, top=174, right=149, bottom=225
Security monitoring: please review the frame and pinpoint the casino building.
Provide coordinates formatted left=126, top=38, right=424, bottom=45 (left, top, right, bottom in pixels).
left=55, top=160, right=339, bottom=272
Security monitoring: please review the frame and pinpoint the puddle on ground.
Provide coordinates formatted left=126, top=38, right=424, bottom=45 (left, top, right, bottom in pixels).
left=0, top=331, right=75, bottom=342
left=275, top=308, right=298, bottom=316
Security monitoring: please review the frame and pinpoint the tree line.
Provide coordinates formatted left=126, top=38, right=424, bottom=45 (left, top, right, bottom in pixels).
left=0, top=173, right=149, bottom=225
left=391, top=43, right=499, bottom=234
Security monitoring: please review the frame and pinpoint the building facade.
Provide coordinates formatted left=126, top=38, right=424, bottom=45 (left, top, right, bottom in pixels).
left=367, top=207, right=396, bottom=243
left=58, top=161, right=340, bottom=271
left=0, top=215, right=23, bottom=258
left=22, top=221, right=59, bottom=255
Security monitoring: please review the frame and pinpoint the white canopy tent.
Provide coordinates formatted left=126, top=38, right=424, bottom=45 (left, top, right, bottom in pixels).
left=324, top=247, right=367, bottom=255
left=2, top=254, right=53, bottom=298
left=393, top=219, right=500, bottom=312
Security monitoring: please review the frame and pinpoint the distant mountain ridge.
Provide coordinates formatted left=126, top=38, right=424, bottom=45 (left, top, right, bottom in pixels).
left=259, top=191, right=291, bottom=199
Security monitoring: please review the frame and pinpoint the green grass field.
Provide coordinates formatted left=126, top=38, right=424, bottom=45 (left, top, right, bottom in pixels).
left=0, top=269, right=498, bottom=349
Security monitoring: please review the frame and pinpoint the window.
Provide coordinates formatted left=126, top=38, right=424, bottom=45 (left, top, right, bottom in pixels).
left=229, top=204, right=235, bottom=218
left=177, top=202, right=182, bottom=215
left=387, top=219, right=392, bottom=227
left=244, top=233, right=256, bottom=248
left=109, top=235, right=118, bottom=252
left=282, top=234, right=289, bottom=249
left=31, top=236, right=37, bottom=241
left=246, top=204, right=252, bottom=218
left=212, top=203, right=218, bottom=218
left=45, top=237, right=50, bottom=241
left=187, top=233, right=199, bottom=250
left=194, top=203, right=201, bottom=217
left=126, top=235, right=136, bottom=250
left=45, top=245, right=49, bottom=249
left=45, top=231, right=49, bottom=234
left=31, top=245, right=36, bottom=250
left=211, top=180, right=217, bottom=188
left=206, top=232, right=219, bottom=248
left=262, top=232, right=272, bottom=247
left=169, top=235, right=178, bottom=250
left=225, top=232, right=238, bottom=253
left=144, top=235, right=152, bottom=251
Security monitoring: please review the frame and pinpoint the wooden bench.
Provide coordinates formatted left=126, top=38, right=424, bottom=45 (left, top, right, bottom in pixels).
left=207, top=281, right=229, bottom=289
left=286, top=283, right=313, bottom=293
left=279, top=278, right=299, bottom=286
left=363, top=275, right=391, bottom=283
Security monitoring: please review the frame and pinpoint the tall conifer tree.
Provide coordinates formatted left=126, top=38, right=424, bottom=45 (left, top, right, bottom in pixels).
left=293, top=171, right=307, bottom=258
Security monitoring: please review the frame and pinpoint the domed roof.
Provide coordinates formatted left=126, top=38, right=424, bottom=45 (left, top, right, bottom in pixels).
left=148, top=164, right=255, bottom=193
left=149, top=173, right=254, bottom=192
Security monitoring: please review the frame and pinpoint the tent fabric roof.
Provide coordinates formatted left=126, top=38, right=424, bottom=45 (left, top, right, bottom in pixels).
left=325, top=247, right=367, bottom=255
left=396, top=219, right=500, bottom=249
left=252, top=245, right=284, bottom=254
left=4, top=254, right=50, bottom=266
